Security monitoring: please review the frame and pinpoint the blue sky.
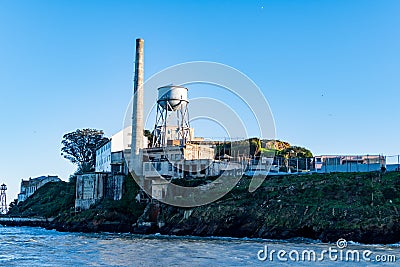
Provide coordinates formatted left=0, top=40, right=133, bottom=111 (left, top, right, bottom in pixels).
left=1, top=0, right=400, bottom=203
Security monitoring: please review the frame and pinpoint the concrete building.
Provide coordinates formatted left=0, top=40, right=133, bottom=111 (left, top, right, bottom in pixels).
left=95, top=127, right=147, bottom=176
left=95, top=140, right=111, bottom=173
left=107, top=150, right=129, bottom=202
left=76, top=129, right=134, bottom=211
left=112, top=126, right=148, bottom=171
left=75, top=170, right=127, bottom=211
left=75, top=173, right=106, bottom=211
left=111, top=150, right=129, bottom=175
left=18, top=175, right=61, bottom=202
left=160, top=126, right=195, bottom=145
left=143, top=143, right=215, bottom=178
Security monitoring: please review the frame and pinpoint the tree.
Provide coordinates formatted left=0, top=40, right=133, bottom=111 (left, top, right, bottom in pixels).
left=144, top=129, right=153, bottom=148
left=61, top=128, right=109, bottom=174
left=249, top=137, right=262, bottom=157
left=276, top=146, right=313, bottom=158
left=8, top=199, right=18, bottom=213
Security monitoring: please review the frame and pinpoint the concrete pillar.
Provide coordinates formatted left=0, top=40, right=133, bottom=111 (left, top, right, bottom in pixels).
left=131, top=38, right=144, bottom=176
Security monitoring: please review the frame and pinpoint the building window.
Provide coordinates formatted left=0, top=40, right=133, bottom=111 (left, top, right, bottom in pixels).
left=200, top=164, right=206, bottom=174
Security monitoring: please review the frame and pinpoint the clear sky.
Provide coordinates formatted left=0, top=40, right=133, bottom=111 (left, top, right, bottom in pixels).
left=1, top=0, right=400, bottom=204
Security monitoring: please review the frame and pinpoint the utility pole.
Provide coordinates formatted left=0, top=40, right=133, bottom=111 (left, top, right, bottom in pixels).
left=0, top=184, right=7, bottom=215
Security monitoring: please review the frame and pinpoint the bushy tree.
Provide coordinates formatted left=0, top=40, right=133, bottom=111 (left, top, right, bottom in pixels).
left=279, top=146, right=313, bottom=158
left=61, top=128, right=109, bottom=174
left=8, top=199, right=18, bottom=213
left=144, top=129, right=153, bottom=148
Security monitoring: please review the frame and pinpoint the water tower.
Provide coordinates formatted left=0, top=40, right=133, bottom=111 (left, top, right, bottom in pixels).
left=0, top=183, right=7, bottom=214
left=152, top=85, right=190, bottom=147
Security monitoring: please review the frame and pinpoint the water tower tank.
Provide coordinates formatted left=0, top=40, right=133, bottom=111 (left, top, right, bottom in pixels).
left=157, top=85, right=188, bottom=111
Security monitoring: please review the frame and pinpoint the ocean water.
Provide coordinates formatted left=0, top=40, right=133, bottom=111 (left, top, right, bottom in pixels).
left=0, top=226, right=398, bottom=266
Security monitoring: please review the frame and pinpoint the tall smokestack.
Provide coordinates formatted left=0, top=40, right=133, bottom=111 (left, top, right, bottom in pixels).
left=130, top=38, right=144, bottom=175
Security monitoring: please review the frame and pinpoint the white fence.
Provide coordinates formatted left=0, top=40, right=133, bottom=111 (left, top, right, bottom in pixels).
left=252, top=155, right=400, bottom=174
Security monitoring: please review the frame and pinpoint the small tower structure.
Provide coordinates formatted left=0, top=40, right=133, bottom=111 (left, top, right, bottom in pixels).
left=0, top=183, right=7, bottom=214
left=152, top=85, right=190, bottom=147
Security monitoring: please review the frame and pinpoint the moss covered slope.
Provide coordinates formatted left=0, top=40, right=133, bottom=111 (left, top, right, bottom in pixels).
left=158, top=172, right=400, bottom=244
left=8, top=181, right=75, bottom=218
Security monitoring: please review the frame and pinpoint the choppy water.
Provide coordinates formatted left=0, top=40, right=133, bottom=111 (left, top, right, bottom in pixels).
left=0, top=226, right=399, bottom=266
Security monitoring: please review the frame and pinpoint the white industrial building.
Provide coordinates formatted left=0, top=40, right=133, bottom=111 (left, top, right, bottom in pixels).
left=95, top=140, right=112, bottom=173
left=95, top=127, right=148, bottom=174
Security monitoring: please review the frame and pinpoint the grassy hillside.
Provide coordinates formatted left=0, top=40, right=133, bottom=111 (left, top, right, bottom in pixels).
left=159, top=171, right=400, bottom=243
left=8, top=181, right=75, bottom=218
left=8, top=174, right=146, bottom=227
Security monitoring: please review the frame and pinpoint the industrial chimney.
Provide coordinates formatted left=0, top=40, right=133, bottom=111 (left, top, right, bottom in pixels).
left=130, top=38, right=144, bottom=175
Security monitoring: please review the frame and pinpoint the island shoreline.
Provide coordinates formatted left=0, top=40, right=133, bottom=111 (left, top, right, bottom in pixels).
left=5, top=172, right=400, bottom=245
